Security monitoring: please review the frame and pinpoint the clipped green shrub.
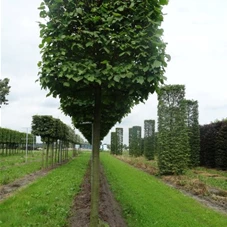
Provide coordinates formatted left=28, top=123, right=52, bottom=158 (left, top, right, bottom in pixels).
left=129, top=126, right=142, bottom=157
left=157, top=85, right=189, bottom=175
left=144, top=120, right=155, bottom=160
left=185, top=100, right=200, bottom=167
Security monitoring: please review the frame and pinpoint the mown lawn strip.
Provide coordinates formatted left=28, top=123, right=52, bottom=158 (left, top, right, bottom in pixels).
left=101, top=153, right=227, bottom=227
left=0, top=152, right=90, bottom=227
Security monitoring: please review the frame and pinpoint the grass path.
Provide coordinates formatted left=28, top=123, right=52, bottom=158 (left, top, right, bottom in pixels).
left=101, top=153, right=227, bottom=227
left=0, top=152, right=90, bottom=227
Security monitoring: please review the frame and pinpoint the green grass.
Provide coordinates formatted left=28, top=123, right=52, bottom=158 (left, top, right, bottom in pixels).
left=0, top=152, right=43, bottom=185
left=0, top=150, right=77, bottom=185
left=101, top=153, right=227, bottom=227
left=0, top=152, right=90, bottom=227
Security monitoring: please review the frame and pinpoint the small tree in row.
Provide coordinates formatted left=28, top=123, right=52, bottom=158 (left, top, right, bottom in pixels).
left=32, top=115, right=81, bottom=168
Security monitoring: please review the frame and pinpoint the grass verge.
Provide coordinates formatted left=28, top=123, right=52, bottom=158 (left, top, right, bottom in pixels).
left=101, top=153, right=227, bottom=227
left=0, top=152, right=90, bottom=227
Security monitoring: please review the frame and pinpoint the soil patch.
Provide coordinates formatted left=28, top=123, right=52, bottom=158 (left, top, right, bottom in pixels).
left=68, top=164, right=127, bottom=227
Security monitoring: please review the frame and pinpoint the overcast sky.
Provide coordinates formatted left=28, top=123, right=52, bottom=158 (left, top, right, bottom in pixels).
left=1, top=0, right=227, bottom=145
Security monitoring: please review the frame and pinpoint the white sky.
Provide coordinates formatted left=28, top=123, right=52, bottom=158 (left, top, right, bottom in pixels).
left=1, top=0, right=227, bottom=145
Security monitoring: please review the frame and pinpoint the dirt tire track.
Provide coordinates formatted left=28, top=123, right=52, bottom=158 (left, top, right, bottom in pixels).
left=68, top=164, right=127, bottom=227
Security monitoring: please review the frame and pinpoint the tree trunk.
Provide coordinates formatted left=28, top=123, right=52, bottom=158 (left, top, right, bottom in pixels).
left=90, top=86, right=101, bottom=227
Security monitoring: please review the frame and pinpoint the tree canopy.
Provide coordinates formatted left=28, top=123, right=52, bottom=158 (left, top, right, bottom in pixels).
left=38, top=0, right=169, bottom=140
left=0, top=78, right=10, bottom=107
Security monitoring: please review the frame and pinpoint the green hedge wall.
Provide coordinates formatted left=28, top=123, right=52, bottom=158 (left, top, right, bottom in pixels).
left=200, top=120, right=227, bottom=170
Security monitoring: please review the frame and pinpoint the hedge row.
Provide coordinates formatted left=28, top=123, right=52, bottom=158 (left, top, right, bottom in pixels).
left=200, top=120, right=227, bottom=170
left=0, top=127, right=34, bottom=155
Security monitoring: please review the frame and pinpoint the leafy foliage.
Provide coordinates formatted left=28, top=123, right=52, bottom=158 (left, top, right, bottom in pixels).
left=0, top=78, right=10, bottom=107
left=144, top=120, right=155, bottom=160
left=157, top=85, right=189, bottom=175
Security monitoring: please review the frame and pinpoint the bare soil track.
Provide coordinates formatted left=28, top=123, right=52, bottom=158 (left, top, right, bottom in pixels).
left=68, top=164, right=127, bottom=227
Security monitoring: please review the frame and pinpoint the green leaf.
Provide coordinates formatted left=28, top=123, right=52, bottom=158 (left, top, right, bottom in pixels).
left=147, top=77, right=155, bottom=83
left=76, top=8, right=83, bottom=15
left=137, top=77, right=144, bottom=84
left=87, top=75, right=95, bottom=82
left=114, top=75, right=121, bottom=82
left=63, top=82, right=70, bottom=87
left=103, top=47, right=110, bottom=54
left=37, top=61, right=42, bottom=67
left=86, top=41, right=93, bottom=47
left=160, top=0, right=169, bottom=6
left=152, top=60, right=162, bottom=68
left=143, top=66, right=149, bottom=72
left=113, top=12, right=122, bottom=17
left=72, top=76, right=83, bottom=82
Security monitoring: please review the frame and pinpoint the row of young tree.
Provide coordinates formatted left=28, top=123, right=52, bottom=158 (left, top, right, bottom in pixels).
left=0, top=127, right=35, bottom=156
left=200, top=119, right=227, bottom=170
left=32, top=115, right=83, bottom=168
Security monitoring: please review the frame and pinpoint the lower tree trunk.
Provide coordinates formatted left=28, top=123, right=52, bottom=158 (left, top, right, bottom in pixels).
left=90, top=86, right=101, bottom=227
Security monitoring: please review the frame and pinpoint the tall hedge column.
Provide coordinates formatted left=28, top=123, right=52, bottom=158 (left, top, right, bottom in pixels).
left=116, top=128, right=123, bottom=155
left=157, top=85, right=189, bottom=175
left=185, top=100, right=200, bottom=167
left=144, top=120, right=155, bottom=160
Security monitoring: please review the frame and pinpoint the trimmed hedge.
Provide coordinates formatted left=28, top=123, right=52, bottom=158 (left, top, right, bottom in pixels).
left=129, top=126, right=142, bottom=157
left=200, top=120, right=227, bottom=170
left=185, top=100, right=200, bottom=167
left=157, top=85, right=189, bottom=175
left=144, top=120, right=155, bottom=160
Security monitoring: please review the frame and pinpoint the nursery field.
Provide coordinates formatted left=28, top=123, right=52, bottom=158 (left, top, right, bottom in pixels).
left=0, top=152, right=90, bottom=227
left=0, top=150, right=76, bottom=185
left=101, top=154, right=227, bottom=227
left=1, top=152, right=226, bottom=227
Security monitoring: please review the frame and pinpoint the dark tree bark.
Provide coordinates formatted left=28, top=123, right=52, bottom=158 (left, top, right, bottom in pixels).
left=90, top=86, right=101, bottom=227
